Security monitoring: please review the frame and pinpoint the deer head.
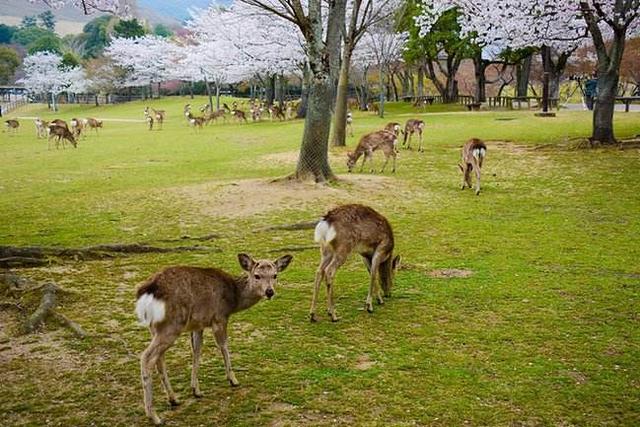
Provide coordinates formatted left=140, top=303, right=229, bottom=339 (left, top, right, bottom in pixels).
left=237, top=253, right=293, bottom=300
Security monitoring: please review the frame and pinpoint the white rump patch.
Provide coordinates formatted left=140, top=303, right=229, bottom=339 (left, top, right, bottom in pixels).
left=135, top=293, right=166, bottom=327
left=472, top=148, right=486, bottom=159
left=314, top=220, right=337, bottom=244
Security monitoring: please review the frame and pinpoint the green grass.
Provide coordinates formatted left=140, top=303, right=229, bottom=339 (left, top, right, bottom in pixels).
left=1, top=98, right=639, bottom=426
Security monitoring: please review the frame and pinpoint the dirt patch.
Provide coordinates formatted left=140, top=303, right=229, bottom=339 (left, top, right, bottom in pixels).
left=354, top=354, right=376, bottom=371
left=428, top=268, right=474, bottom=278
left=174, top=175, right=396, bottom=219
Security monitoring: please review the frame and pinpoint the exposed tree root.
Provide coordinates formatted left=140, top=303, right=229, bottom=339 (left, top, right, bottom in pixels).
left=267, top=245, right=318, bottom=253
left=0, top=243, right=219, bottom=268
left=261, top=221, right=318, bottom=231
left=1, top=274, right=87, bottom=338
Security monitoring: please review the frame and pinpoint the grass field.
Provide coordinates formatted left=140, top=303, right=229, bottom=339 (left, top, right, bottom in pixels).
left=1, top=97, right=640, bottom=426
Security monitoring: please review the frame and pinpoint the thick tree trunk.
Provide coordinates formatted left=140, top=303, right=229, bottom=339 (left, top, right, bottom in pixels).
left=266, top=74, right=276, bottom=106
left=516, top=54, right=532, bottom=97
left=331, top=47, right=353, bottom=147
left=417, top=65, right=424, bottom=97
left=203, top=74, right=214, bottom=112
left=473, top=54, right=487, bottom=102
left=189, top=81, right=194, bottom=99
left=297, top=64, right=310, bottom=118
left=378, top=66, right=385, bottom=118
left=215, top=83, right=221, bottom=112
left=277, top=75, right=285, bottom=106
left=592, top=70, right=619, bottom=144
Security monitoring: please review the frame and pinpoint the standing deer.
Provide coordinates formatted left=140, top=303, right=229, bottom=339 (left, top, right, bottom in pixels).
left=4, top=119, right=19, bottom=134
left=384, top=122, right=401, bottom=136
left=459, top=138, right=487, bottom=195
left=403, top=119, right=425, bottom=152
left=70, top=118, right=84, bottom=138
left=146, top=115, right=154, bottom=131
left=135, top=253, right=293, bottom=425
left=231, top=109, right=248, bottom=123
left=311, top=204, right=400, bottom=322
left=35, top=118, right=49, bottom=138
left=84, top=118, right=103, bottom=135
left=269, top=104, right=285, bottom=121
left=347, top=130, right=398, bottom=174
left=48, top=123, right=77, bottom=149
left=145, top=107, right=164, bottom=130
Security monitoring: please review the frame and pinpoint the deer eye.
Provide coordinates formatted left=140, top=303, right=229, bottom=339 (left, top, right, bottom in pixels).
left=274, top=274, right=277, bottom=279
left=254, top=274, right=260, bottom=280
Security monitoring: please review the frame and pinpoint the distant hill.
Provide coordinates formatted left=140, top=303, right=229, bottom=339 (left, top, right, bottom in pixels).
left=0, top=0, right=215, bottom=35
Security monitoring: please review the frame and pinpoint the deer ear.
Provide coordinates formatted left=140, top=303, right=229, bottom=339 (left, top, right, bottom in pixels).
left=275, top=254, right=293, bottom=272
left=392, top=255, right=401, bottom=271
left=238, top=253, right=256, bottom=271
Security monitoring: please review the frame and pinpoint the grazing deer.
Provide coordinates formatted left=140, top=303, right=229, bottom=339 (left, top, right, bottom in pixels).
left=459, top=138, right=487, bottom=195
left=402, top=119, right=425, bottom=152
left=145, top=107, right=164, bottom=130
left=231, top=109, right=248, bottom=123
left=51, top=119, right=69, bottom=131
left=70, top=118, right=84, bottom=138
left=347, top=130, right=398, bottom=174
left=35, top=118, right=49, bottom=138
left=84, top=118, right=103, bottom=135
left=346, top=111, right=354, bottom=137
left=384, top=122, right=401, bottom=136
left=48, top=123, right=77, bottom=149
left=135, top=253, right=293, bottom=425
left=311, top=204, right=400, bottom=322
left=4, top=119, right=19, bottom=134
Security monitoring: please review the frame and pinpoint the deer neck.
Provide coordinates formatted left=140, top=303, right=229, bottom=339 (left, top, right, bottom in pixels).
left=232, top=275, right=263, bottom=313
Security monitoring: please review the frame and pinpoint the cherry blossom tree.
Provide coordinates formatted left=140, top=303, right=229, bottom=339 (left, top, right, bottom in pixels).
left=578, top=0, right=640, bottom=144
left=104, top=35, right=177, bottom=97
left=236, top=0, right=347, bottom=182
left=18, top=51, right=88, bottom=111
left=31, top=0, right=132, bottom=16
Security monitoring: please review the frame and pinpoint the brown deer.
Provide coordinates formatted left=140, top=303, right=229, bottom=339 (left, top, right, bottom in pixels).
left=35, top=118, right=49, bottom=138
left=384, top=122, right=401, bottom=136
left=207, top=109, right=226, bottom=124
left=4, top=119, right=19, bottom=134
left=231, top=109, right=248, bottom=123
left=135, top=253, right=293, bottom=425
left=51, top=119, right=69, bottom=130
left=269, top=104, right=286, bottom=121
left=70, top=118, right=84, bottom=138
left=402, top=119, right=426, bottom=152
left=145, top=107, right=164, bottom=130
left=188, top=114, right=205, bottom=130
left=84, top=118, right=103, bottom=135
left=311, top=204, right=400, bottom=322
left=347, top=130, right=398, bottom=174
left=459, top=138, right=487, bottom=195
left=48, top=123, right=77, bottom=149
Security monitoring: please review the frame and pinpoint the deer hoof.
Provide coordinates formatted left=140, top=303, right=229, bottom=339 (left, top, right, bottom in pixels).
left=169, top=398, right=181, bottom=407
left=192, top=388, right=203, bottom=398
left=328, top=311, right=339, bottom=322
left=475, top=190, right=481, bottom=195
left=366, top=303, right=374, bottom=313
left=149, top=413, right=163, bottom=426
left=310, top=313, right=318, bottom=323
left=376, top=297, right=385, bottom=305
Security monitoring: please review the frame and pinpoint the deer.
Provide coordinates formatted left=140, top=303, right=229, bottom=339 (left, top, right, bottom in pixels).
left=4, top=119, right=19, bottom=134
left=269, top=104, right=286, bottom=121
left=70, top=118, right=84, bottom=138
left=145, top=107, right=164, bottom=130
left=311, top=204, right=400, bottom=322
left=459, top=138, right=487, bottom=195
left=189, top=115, right=205, bottom=130
left=183, top=104, right=192, bottom=124
left=135, top=253, right=293, bottom=425
left=50, top=119, right=69, bottom=131
left=347, top=130, right=398, bottom=174
left=207, top=109, right=226, bottom=124
left=368, top=102, right=380, bottom=114
left=47, top=123, right=77, bottom=149
left=402, top=119, right=426, bottom=152
left=34, top=118, right=49, bottom=138
left=346, top=111, right=354, bottom=137
left=384, top=122, right=401, bottom=136
left=146, top=115, right=154, bottom=131
left=231, top=109, right=248, bottom=123
left=84, top=118, right=103, bottom=135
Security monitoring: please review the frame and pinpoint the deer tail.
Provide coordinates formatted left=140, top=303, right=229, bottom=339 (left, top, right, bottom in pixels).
left=314, top=219, right=337, bottom=244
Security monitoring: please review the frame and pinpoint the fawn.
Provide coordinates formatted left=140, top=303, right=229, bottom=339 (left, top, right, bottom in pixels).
left=347, top=130, right=398, bottom=174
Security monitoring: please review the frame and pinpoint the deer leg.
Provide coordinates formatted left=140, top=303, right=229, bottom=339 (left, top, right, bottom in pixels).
left=418, top=131, right=424, bottom=152
left=380, top=153, right=390, bottom=173
left=366, top=251, right=384, bottom=313
left=213, top=322, right=239, bottom=386
left=141, top=331, right=178, bottom=426
left=156, top=353, right=179, bottom=406
left=392, top=153, right=397, bottom=173
left=359, top=153, right=367, bottom=172
left=461, top=165, right=468, bottom=189
left=474, top=164, right=482, bottom=195
left=190, top=330, right=204, bottom=398
left=310, top=248, right=333, bottom=322
left=324, top=254, right=347, bottom=322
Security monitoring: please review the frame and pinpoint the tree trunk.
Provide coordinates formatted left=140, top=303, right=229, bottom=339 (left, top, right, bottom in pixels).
left=266, top=74, right=275, bottom=106
left=331, top=46, right=353, bottom=147
left=592, top=70, right=619, bottom=143
left=189, top=81, right=194, bottom=99
left=277, top=75, right=285, bottom=106
left=297, top=64, right=310, bottom=118
left=215, top=83, right=220, bottom=111
left=294, top=0, right=345, bottom=182
left=94, top=94, right=99, bottom=107
left=203, top=74, right=214, bottom=112
left=378, top=66, right=385, bottom=118
left=516, top=54, right=532, bottom=97
left=473, top=54, right=487, bottom=102
left=417, top=65, right=424, bottom=97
